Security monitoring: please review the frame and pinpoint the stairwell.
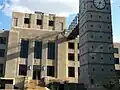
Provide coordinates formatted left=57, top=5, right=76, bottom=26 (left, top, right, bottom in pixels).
left=24, top=77, right=47, bottom=90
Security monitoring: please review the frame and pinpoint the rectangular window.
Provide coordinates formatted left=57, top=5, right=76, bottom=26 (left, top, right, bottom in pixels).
left=34, top=41, right=42, bottom=59
left=0, top=64, right=3, bottom=77
left=90, top=79, right=94, bottom=84
left=0, top=37, right=6, bottom=44
left=78, top=54, right=79, bottom=61
left=20, top=39, right=29, bottom=58
left=47, top=66, right=54, bottom=77
left=48, top=42, right=55, bottom=60
left=78, top=43, right=79, bottom=49
left=114, top=48, right=119, bottom=54
left=13, top=18, right=18, bottom=26
left=60, top=22, right=63, bottom=30
left=68, top=53, right=74, bottom=61
left=0, top=49, right=5, bottom=57
left=115, top=58, right=119, bottom=64
left=78, top=67, right=80, bottom=76
left=37, top=19, right=42, bottom=25
left=116, top=70, right=120, bottom=76
left=19, top=64, right=27, bottom=76
left=68, top=67, right=75, bottom=77
left=49, top=20, right=54, bottom=26
left=68, top=42, right=74, bottom=49
left=24, top=18, right=30, bottom=24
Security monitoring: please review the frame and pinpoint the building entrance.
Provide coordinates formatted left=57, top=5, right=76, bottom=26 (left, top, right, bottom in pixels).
left=33, top=65, right=41, bottom=80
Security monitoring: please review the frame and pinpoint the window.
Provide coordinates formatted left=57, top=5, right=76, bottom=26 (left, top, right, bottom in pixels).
left=48, top=42, right=55, bottom=59
left=78, top=43, right=79, bottom=49
left=91, top=25, right=93, bottom=27
left=19, top=64, right=27, bottom=76
left=24, top=18, right=30, bottom=24
left=0, top=37, right=6, bottom=44
left=68, top=53, right=74, bottom=61
left=78, top=67, right=80, bottom=76
left=0, top=64, right=3, bottom=77
left=60, top=22, right=63, bottom=30
left=20, top=39, right=29, bottom=58
left=34, top=41, right=42, bottom=59
left=37, top=19, right=42, bottom=25
left=114, top=48, right=119, bottom=54
left=102, top=69, right=104, bottom=71
left=99, top=16, right=101, bottom=18
left=92, top=57, right=94, bottom=60
left=0, top=49, right=5, bottom=57
left=101, top=57, right=103, bottom=60
left=90, top=79, right=94, bottom=84
left=68, top=67, right=75, bottom=77
left=13, top=18, right=18, bottom=26
left=116, top=70, right=120, bottom=76
left=78, top=54, right=79, bottom=61
left=115, top=58, right=119, bottom=64
left=68, top=42, right=74, bottom=49
left=47, top=66, right=54, bottom=77
left=49, top=20, right=54, bottom=26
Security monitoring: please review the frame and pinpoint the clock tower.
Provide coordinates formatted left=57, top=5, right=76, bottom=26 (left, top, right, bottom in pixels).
left=79, top=0, right=118, bottom=89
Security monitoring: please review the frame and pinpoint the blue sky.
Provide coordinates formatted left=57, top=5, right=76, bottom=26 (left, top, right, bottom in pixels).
left=0, top=0, right=120, bottom=42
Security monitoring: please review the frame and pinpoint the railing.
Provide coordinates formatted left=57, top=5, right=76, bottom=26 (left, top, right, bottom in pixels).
left=65, top=13, right=79, bottom=37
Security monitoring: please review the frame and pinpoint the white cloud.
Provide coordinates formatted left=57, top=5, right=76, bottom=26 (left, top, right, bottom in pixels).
left=1, top=0, right=79, bottom=17
left=113, top=35, right=120, bottom=43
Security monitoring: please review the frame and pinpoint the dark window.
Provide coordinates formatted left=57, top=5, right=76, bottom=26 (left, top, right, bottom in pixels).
left=20, top=39, right=29, bottom=58
left=68, top=42, right=74, bottom=49
left=68, top=53, right=74, bottom=61
left=24, top=18, right=30, bottom=24
left=90, top=79, right=94, bottom=84
left=116, top=70, right=120, bottom=76
left=78, top=67, right=80, bottom=76
left=19, top=64, right=27, bottom=76
left=0, top=49, right=5, bottom=57
left=78, top=43, right=79, bottom=49
left=34, top=41, right=42, bottom=59
left=91, top=25, right=93, bottom=27
left=115, top=58, right=119, bottom=64
left=0, top=37, right=6, bottom=44
left=114, top=48, right=119, bottom=54
left=0, top=64, right=3, bottom=77
left=78, top=54, right=79, bottom=61
left=102, top=69, right=104, bottom=71
left=47, top=66, right=54, bottom=77
left=48, top=42, right=55, bottom=60
left=37, top=19, right=42, bottom=25
left=13, top=18, right=18, bottom=26
left=68, top=67, right=75, bottom=77
left=92, top=57, right=94, bottom=60
left=49, top=20, right=54, bottom=26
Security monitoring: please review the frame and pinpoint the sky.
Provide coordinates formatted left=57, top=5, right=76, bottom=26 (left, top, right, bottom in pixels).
left=0, top=0, right=120, bottom=42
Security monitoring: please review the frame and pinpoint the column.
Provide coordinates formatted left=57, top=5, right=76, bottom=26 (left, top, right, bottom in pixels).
left=27, top=41, right=34, bottom=79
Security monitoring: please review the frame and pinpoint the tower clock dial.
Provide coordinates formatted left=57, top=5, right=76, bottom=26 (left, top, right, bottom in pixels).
left=93, top=0, right=106, bottom=9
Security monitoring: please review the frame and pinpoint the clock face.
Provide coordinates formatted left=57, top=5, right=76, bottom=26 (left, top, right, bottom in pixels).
left=93, top=0, right=106, bottom=9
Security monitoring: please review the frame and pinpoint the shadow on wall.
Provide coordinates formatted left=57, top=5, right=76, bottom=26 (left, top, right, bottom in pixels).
left=6, top=42, right=48, bottom=61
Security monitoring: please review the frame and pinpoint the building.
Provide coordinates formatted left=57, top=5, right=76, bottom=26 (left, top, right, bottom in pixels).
left=0, top=11, right=68, bottom=89
left=78, top=0, right=119, bottom=89
left=0, top=11, right=120, bottom=89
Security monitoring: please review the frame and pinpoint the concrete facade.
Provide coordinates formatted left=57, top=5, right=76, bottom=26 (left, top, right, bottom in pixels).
left=79, top=0, right=118, bottom=89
